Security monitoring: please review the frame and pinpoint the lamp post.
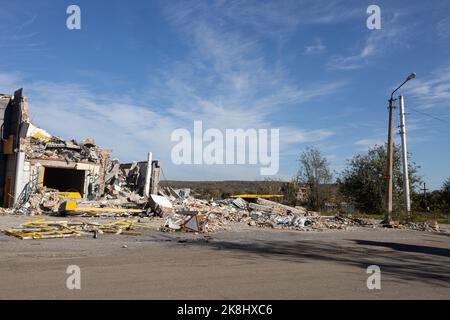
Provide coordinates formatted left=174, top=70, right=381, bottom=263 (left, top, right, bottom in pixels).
left=384, top=72, right=416, bottom=224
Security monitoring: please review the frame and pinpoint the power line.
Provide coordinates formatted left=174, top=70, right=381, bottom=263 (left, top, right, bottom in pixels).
left=408, top=107, right=450, bottom=125
left=160, top=166, right=169, bottom=181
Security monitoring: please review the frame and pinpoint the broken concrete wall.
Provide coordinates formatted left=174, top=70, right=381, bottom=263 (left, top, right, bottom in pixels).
left=0, top=89, right=113, bottom=206
left=0, top=89, right=29, bottom=207
left=118, top=161, right=147, bottom=195
left=1, top=89, right=161, bottom=211
left=150, top=160, right=160, bottom=195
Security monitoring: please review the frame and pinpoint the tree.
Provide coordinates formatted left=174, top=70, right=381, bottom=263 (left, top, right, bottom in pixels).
left=297, top=147, right=332, bottom=211
left=441, top=178, right=450, bottom=212
left=337, top=144, right=421, bottom=215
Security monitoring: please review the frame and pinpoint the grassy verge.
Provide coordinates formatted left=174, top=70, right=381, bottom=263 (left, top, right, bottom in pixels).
left=319, top=211, right=449, bottom=224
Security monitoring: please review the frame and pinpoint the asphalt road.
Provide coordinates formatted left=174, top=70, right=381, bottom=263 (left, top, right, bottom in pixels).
left=0, top=215, right=449, bottom=299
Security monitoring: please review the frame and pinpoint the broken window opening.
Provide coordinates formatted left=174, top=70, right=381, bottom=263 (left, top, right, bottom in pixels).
left=42, top=167, right=85, bottom=196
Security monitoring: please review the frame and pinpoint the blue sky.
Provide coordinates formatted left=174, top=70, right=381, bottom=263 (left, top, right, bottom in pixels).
left=1, top=0, right=449, bottom=190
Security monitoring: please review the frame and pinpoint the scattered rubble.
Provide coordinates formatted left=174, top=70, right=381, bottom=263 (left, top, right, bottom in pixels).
left=2, top=180, right=445, bottom=237
left=4, top=218, right=159, bottom=240
left=406, top=221, right=440, bottom=232
left=149, top=194, right=174, bottom=217
left=24, top=135, right=107, bottom=165
left=26, top=187, right=61, bottom=213
left=3, top=190, right=445, bottom=238
left=159, top=194, right=374, bottom=232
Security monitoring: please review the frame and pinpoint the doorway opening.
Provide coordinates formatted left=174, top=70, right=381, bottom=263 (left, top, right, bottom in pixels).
left=42, top=167, right=85, bottom=196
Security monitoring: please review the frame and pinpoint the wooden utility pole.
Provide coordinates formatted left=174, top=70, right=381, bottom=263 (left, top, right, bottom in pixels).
left=385, top=97, right=395, bottom=223
left=422, top=182, right=429, bottom=212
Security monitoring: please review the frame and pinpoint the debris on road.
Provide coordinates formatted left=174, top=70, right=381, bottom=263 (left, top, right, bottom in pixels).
left=3, top=218, right=160, bottom=240
left=149, top=194, right=174, bottom=217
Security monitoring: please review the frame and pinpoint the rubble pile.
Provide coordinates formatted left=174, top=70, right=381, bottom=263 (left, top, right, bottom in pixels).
left=157, top=191, right=443, bottom=233
left=164, top=197, right=249, bottom=233
left=27, top=187, right=61, bottom=213
left=406, top=221, right=440, bottom=232
left=3, top=187, right=444, bottom=238
left=4, top=178, right=444, bottom=237
left=159, top=191, right=379, bottom=233
left=25, top=136, right=106, bottom=164
left=103, top=160, right=148, bottom=205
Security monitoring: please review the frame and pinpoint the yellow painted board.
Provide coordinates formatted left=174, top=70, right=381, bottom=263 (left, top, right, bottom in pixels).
left=73, top=207, right=143, bottom=213
left=230, top=194, right=284, bottom=199
left=57, top=192, right=81, bottom=199
left=62, top=200, right=78, bottom=211
left=39, top=166, right=45, bottom=187
left=61, top=200, right=143, bottom=213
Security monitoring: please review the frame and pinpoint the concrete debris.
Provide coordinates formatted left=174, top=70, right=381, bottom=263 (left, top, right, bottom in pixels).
left=27, top=187, right=61, bottom=213
left=25, top=135, right=105, bottom=164
left=255, top=198, right=307, bottom=215
left=157, top=195, right=445, bottom=233
left=3, top=189, right=444, bottom=237
left=232, top=197, right=247, bottom=209
left=149, top=194, right=174, bottom=217
left=0, top=207, right=13, bottom=215
left=407, top=221, right=440, bottom=232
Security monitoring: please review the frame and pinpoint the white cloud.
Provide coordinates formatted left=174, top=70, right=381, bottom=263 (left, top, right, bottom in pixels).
left=281, top=128, right=335, bottom=145
left=304, top=38, right=326, bottom=55
left=355, top=138, right=384, bottom=151
left=328, top=15, right=408, bottom=70
left=404, top=66, right=450, bottom=109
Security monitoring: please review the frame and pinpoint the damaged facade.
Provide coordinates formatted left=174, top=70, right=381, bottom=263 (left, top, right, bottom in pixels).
left=0, top=89, right=160, bottom=212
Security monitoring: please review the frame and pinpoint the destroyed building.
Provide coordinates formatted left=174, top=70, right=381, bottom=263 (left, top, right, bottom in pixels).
left=0, top=89, right=160, bottom=211
left=1, top=89, right=439, bottom=237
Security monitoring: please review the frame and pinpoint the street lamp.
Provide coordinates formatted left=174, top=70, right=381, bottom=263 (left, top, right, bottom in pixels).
left=384, top=72, right=416, bottom=225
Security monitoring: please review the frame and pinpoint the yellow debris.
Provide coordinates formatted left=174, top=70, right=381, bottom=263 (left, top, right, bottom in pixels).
left=57, top=192, right=82, bottom=199
left=3, top=218, right=159, bottom=240
left=60, top=200, right=143, bottom=214
left=230, top=194, right=284, bottom=199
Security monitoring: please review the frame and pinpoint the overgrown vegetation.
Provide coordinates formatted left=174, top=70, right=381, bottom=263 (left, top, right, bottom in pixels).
left=296, top=147, right=333, bottom=211
left=337, top=144, right=421, bottom=215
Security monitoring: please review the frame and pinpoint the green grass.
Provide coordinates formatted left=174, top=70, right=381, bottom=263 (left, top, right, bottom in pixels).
left=346, top=213, right=384, bottom=220
left=409, top=213, right=449, bottom=224
left=320, top=211, right=449, bottom=224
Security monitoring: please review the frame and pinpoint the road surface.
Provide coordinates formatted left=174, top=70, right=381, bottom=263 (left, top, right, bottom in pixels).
left=0, top=215, right=449, bottom=299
